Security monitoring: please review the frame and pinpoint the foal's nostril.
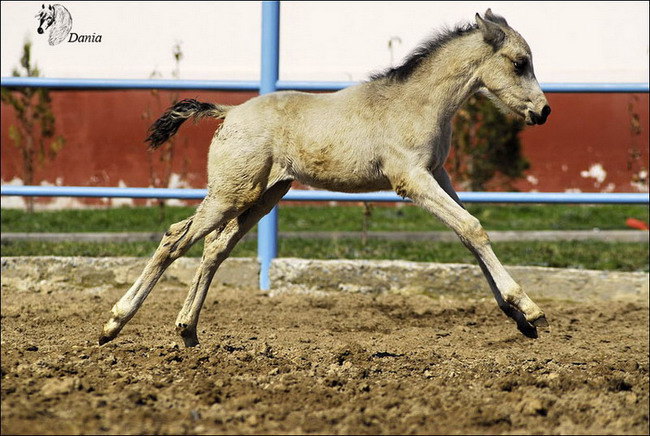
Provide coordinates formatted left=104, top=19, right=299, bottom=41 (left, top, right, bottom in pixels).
left=536, top=105, right=551, bottom=125
left=37, top=27, right=44, bottom=34
left=531, top=105, right=551, bottom=125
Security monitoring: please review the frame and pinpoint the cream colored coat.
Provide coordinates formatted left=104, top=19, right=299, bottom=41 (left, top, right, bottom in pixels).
left=101, top=10, right=550, bottom=347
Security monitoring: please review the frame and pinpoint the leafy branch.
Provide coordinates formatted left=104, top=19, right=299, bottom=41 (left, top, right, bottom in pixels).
left=1, top=40, right=65, bottom=212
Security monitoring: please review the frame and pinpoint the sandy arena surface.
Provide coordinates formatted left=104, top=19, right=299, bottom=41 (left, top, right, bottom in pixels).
left=1, top=281, right=648, bottom=435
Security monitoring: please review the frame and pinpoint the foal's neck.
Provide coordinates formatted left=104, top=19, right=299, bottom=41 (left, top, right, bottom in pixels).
left=395, top=31, right=491, bottom=126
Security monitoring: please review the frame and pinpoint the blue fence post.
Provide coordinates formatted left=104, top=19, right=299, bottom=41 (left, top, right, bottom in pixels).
left=257, top=0, right=280, bottom=290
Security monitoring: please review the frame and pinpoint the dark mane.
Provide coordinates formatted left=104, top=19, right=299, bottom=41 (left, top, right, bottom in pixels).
left=370, top=22, right=478, bottom=83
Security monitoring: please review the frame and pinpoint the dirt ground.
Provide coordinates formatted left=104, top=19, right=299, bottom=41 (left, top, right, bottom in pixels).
left=1, top=281, right=648, bottom=435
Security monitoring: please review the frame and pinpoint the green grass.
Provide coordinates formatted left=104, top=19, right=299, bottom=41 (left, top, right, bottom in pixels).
left=1, top=204, right=648, bottom=232
left=1, top=204, right=648, bottom=272
left=282, top=204, right=649, bottom=232
left=1, top=238, right=647, bottom=272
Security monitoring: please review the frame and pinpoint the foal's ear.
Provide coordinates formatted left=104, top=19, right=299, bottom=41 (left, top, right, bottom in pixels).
left=475, top=13, right=505, bottom=50
left=485, top=8, right=508, bottom=26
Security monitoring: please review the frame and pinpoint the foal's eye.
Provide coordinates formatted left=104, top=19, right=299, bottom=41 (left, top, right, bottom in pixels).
left=513, top=59, right=528, bottom=75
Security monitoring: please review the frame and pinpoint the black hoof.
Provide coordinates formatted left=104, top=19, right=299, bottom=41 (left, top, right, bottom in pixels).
left=516, top=319, right=539, bottom=339
left=177, top=325, right=199, bottom=347
left=531, top=315, right=549, bottom=328
left=182, top=336, right=200, bottom=348
left=98, top=335, right=113, bottom=346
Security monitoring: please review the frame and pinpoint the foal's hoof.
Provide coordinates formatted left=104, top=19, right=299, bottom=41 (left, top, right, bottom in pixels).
left=531, top=315, right=549, bottom=328
left=98, top=334, right=115, bottom=346
left=180, top=333, right=200, bottom=348
left=176, top=324, right=200, bottom=347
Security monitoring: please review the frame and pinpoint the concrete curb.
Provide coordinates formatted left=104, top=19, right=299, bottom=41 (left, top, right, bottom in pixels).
left=0, top=257, right=259, bottom=293
left=1, top=256, right=647, bottom=303
left=270, top=258, right=649, bottom=303
left=2, top=229, right=648, bottom=243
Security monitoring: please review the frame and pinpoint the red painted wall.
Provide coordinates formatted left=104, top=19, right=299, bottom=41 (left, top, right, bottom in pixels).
left=516, top=93, right=648, bottom=193
left=1, top=90, right=250, bottom=189
left=1, top=90, right=648, bottom=206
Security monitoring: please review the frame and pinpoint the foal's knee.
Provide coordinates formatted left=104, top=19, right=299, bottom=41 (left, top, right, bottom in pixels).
left=459, top=216, right=489, bottom=247
left=159, top=218, right=195, bottom=261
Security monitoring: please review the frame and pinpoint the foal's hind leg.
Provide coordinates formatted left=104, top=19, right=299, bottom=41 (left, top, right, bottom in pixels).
left=175, top=179, right=292, bottom=347
left=99, top=199, right=241, bottom=345
left=395, top=167, right=547, bottom=334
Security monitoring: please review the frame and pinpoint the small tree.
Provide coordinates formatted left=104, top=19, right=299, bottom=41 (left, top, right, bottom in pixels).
left=447, top=94, right=529, bottom=191
left=1, top=40, right=65, bottom=212
left=626, top=95, right=648, bottom=192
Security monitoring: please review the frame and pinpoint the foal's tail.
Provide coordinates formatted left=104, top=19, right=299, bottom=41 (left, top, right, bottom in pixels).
left=146, top=98, right=231, bottom=149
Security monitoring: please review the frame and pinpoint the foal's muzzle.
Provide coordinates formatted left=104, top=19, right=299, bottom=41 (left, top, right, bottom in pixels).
left=528, top=105, right=551, bottom=125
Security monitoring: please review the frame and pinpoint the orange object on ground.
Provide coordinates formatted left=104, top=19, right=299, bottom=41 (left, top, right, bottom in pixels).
left=626, top=218, right=649, bottom=230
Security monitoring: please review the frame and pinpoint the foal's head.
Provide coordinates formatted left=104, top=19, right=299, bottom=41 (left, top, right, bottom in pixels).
left=474, top=9, right=551, bottom=125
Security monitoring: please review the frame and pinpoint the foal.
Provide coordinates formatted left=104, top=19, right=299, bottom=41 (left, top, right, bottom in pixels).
left=100, top=9, right=551, bottom=347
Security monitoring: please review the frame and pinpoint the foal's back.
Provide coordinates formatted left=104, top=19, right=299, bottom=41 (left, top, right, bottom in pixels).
left=217, top=84, right=397, bottom=193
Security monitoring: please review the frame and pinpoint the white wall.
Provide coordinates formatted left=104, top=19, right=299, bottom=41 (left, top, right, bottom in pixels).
left=1, top=1, right=648, bottom=83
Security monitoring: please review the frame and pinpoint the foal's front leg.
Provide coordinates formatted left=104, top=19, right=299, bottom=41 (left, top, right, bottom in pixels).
left=398, top=167, right=547, bottom=333
left=433, top=167, right=547, bottom=336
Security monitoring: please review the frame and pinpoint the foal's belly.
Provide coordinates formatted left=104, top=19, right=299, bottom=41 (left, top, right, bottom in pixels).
left=295, top=171, right=393, bottom=193
left=288, top=154, right=392, bottom=193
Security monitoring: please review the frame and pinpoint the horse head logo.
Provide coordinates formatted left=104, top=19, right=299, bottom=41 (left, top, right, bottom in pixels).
left=35, top=4, right=73, bottom=46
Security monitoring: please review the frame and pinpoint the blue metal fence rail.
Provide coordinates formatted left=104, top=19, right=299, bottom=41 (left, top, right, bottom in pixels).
left=2, top=76, right=649, bottom=93
left=1, top=185, right=648, bottom=204
left=1, top=1, right=649, bottom=289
